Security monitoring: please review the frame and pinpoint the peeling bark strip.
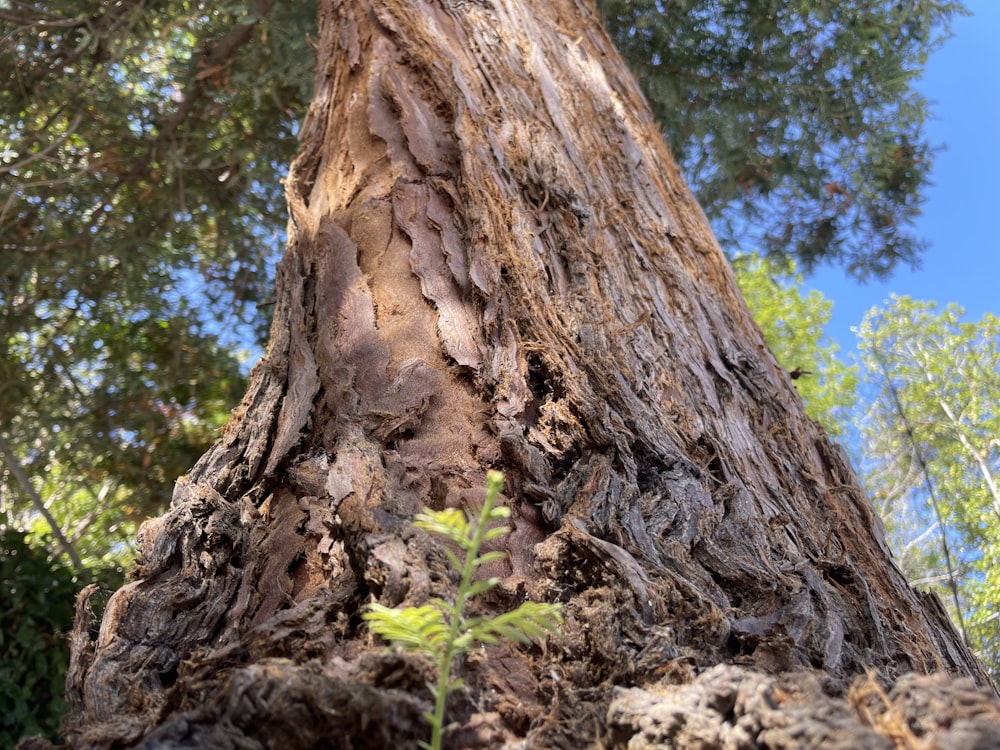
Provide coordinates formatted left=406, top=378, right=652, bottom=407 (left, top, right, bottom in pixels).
left=57, top=0, right=997, bottom=748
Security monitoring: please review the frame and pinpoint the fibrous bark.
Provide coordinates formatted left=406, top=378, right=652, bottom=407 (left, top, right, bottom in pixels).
left=52, top=0, right=997, bottom=748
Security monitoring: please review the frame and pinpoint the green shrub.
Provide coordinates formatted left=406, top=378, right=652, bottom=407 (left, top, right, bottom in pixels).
left=0, top=527, right=80, bottom=745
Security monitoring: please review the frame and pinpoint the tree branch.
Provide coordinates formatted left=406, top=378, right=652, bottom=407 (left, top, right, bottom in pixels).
left=937, top=398, right=1000, bottom=525
left=0, top=431, right=88, bottom=576
left=873, top=350, right=968, bottom=644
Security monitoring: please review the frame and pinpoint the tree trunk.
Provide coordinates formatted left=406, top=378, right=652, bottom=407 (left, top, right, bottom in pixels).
left=53, top=0, right=998, bottom=747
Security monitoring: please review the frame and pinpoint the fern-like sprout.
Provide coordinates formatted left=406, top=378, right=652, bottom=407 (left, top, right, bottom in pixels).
left=363, top=470, right=562, bottom=750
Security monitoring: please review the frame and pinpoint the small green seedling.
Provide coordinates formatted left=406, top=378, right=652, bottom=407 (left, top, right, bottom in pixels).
left=363, top=470, right=562, bottom=750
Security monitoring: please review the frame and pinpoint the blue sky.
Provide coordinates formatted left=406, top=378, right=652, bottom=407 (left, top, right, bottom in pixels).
left=809, top=0, right=1000, bottom=349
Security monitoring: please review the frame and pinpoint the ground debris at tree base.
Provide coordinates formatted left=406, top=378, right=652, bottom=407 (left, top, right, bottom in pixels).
left=606, top=664, right=1000, bottom=750
left=18, top=660, right=1000, bottom=749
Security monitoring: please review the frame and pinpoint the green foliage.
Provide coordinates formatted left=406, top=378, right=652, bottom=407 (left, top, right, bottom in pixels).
left=364, top=471, right=563, bottom=750
left=597, top=0, right=967, bottom=279
left=1, top=0, right=315, bottom=566
left=733, top=253, right=857, bottom=436
left=0, top=526, right=124, bottom=745
left=2, top=311, right=246, bottom=568
left=1, top=528, right=78, bottom=745
left=857, top=296, right=1000, bottom=680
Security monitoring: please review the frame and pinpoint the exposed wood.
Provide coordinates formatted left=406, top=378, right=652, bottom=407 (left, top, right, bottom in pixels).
left=49, top=0, right=997, bottom=748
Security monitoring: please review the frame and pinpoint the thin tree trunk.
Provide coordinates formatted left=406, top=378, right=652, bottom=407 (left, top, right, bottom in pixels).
left=0, top=431, right=87, bottom=575
left=54, top=1, right=997, bottom=748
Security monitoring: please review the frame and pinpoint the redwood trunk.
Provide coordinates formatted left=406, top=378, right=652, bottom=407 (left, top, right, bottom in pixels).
left=58, top=0, right=995, bottom=747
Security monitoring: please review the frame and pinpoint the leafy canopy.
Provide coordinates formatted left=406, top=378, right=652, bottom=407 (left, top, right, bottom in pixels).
left=597, top=0, right=966, bottom=279
left=1, top=0, right=314, bottom=563
left=733, top=253, right=857, bottom=436
left=857, top=297, right=1000, bottom=681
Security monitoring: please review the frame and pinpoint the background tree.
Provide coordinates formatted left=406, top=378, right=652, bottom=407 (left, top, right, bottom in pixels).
left=733, top=252, right=857, bottom=436
left=33, top=1, right=997, bottom=748
left=857, top=296, right=1000, bottom=680
left=598, top=0, right=966, bottom=278
left=1, top=0, right=314, bottom=567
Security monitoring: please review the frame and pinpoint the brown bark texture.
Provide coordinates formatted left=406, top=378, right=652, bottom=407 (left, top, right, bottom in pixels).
left=49, top=0, right=999, bottom=748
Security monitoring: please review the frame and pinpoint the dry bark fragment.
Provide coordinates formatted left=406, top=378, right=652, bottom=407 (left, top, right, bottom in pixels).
left=608, top=666, right=1000, bottom=750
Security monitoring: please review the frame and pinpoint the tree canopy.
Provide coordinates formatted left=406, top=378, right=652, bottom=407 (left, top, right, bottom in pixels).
left=1, top=0, right=313, bottom=563
left=857, top=297, right=1000, bottom=679
left=598, top=0, right=966, bottom=279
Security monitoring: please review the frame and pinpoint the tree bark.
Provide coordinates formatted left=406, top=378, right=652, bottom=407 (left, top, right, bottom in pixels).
left=54, top=0, right=998, bottom=747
